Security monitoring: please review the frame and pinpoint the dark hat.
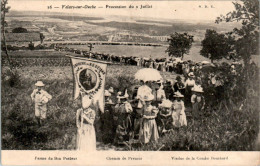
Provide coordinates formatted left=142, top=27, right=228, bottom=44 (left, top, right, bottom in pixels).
left=176, top=76, right=182, bottom=81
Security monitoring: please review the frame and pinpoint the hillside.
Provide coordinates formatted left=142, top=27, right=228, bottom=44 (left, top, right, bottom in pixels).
left=5, top=11, right=240, bottom=43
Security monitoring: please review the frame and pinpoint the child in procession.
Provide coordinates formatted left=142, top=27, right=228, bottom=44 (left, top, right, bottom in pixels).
left=31, top=81, right=52, bottom=125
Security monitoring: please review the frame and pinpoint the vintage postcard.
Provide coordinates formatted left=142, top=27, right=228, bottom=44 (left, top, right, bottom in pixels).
left=1, top=0, right=259, bottom=165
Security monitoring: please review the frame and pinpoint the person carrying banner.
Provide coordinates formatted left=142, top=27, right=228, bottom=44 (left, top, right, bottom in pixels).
left=31, top=81, right=52, bottom=125
left=76, top=99, right=96, bottom=152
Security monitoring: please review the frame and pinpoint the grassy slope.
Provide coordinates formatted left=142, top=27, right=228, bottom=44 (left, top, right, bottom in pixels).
left=1, top=63, right=176, bottom=150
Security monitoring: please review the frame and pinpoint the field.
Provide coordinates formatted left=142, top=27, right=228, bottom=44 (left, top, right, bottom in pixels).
left=2, top=50, right=259, bottom=151
left=6, top=10, right=240, bottom=43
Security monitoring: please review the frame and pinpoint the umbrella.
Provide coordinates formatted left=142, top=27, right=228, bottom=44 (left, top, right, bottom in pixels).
left=134, top=68, right=162, bottom=82
left=201, top=61, right=211, bottom=64
left=232, top=61, right=241, bottom=65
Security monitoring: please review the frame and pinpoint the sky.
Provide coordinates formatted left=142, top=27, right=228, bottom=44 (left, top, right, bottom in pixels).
left=8, top=0, right=236, bottom=21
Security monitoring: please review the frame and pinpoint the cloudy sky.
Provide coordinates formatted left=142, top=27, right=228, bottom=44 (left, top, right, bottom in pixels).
left=8, top=0, right=236, bottom=21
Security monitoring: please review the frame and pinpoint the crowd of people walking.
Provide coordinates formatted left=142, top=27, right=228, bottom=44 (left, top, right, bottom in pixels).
left=99, top=72, right=207, bottom=145
left=52, top=44, right=248, bottom=148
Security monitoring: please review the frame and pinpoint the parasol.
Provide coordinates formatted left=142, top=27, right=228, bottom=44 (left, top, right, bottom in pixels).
left=134, top=68, right=162, bottom=82
left=173, top=58, right=182, bottom=63
left=201, top=61, right=211, bottom=64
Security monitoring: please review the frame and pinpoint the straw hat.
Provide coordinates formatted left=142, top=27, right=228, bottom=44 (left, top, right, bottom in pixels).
left=104, top=90, right=111, bottom=97
left=173, top=91, right=184, bottom=98
left=35, top=81, right=45, bottom=87
left=188, top=72, right=195, bottom=77
left=142, top=94, right=154, bottom=101
left=176, top=75, right=182, bottom=81
left=159, top=99, right=172, bottom=108
left=108, top=87, right=114, bottom=93
left=117, top=90, right=129, bottom=99
left=192, top=85, right=204, bottom=93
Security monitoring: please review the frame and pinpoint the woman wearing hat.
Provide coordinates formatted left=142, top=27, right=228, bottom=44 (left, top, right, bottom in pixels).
left=158, top=99, right=173, bottom=135
left=139, top=94, right=159, bottom=144
left=156, top=83, right=166, bottom=103
left=173, top=76, right=185, bottom=95
left=184, top=72, right=196, bottom=107
left=76, top=99, right=96, bottom=151
left=114, top=90, right=133, bottom=144
left=136, top=80, right=152, bottom=108
left=31, top=81, right=52, bottom=125
left=104, top=90, right=113, bottom=104
left=108, top=87, right=114, bottom=94
left=102, top=90, right=114, bottom=143
left=172, top=91, right=187, bottom=128
left=164, top=80, right=174, bottom=101
left=191, top=85, right=205, bottom=121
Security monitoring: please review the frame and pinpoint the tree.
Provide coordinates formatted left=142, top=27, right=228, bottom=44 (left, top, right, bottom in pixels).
left=200, top=29, right=234, bottom=63
left=216, top=0, right=259, bottom=66
left=12, top=27, right=28, bottom=33
left=166, top=32, right=194, bottom=60
left=1, top=0, right=12, bottom=68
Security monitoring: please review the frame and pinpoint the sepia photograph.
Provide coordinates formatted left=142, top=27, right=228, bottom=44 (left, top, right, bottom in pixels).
left=1, top=0, right=259, bottom=164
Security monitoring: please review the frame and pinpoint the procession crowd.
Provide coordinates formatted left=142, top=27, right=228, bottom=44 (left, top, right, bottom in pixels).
left=28, top=55, right=257, bottom=150
left=55, top=45, right=242, bottom=77
left=30, top=45, right=253, bottom=149
left=54, top=45, right=247, bottom=146
left=100, top=71, right=209, bottom=145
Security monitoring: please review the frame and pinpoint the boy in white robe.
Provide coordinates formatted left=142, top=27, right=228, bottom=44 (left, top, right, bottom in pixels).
left=31, top=81, right=52, bottom=125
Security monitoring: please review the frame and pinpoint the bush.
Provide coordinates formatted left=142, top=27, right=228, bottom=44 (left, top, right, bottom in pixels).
left=2, top=68, right=21, bottom=88
left=12, top=27, right=28, bottom=33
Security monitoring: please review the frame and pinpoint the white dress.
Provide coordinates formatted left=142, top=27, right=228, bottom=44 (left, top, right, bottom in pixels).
left=136, top=85, right=152, bottom=108
left=76, top=108, right=96, bottom=152
left=156, top=87, right=166, bottom=101
left=172, top=100, right=187, bottom=127
left=139, top=105, right=159, bottom=143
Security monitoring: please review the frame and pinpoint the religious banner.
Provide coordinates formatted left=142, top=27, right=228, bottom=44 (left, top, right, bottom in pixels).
left=69, top=56, right=108, bottom=113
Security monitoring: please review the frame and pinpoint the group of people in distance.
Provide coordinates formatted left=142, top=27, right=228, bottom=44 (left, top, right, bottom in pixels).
left=102, top=72, right=205, bottom=145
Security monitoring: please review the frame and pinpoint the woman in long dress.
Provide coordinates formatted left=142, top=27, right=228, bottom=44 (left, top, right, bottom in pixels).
left=191, top=85, right=205, bottom=121
left=139, top=94, right=159, bottom=144
left=184, top=72, right=195, bottom=107
left=173, top=75, right=185, bottom=95
left=114, top=90, right=133, bottom=144
left=76, top=104, right=96, bottom=151
left=158, top=99, right=173, bottom=135
left=136, top=80, right=152, bottom=108
left=172, top=91, right=187, bottom=128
